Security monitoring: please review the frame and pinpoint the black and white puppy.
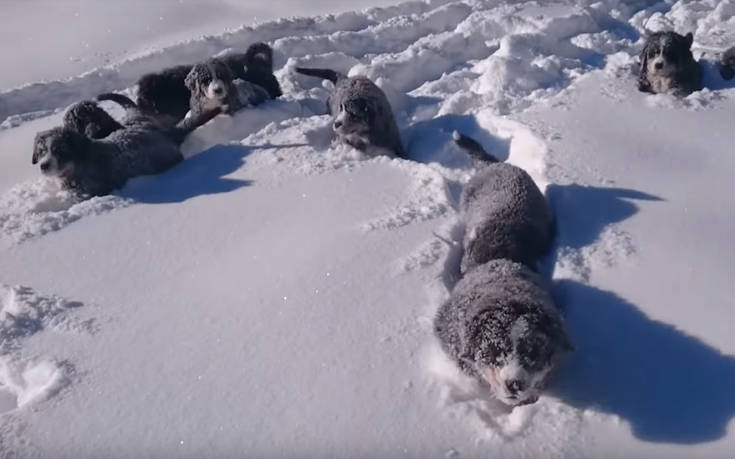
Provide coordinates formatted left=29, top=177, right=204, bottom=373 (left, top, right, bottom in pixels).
left=720, top=46, right=735, bottom=80
left=62, top=100, right=124, bottom=139
left=31, top=99, right=220, bottom=197
left=134, top=43, right=281, bottom=123
left=295, top=67, right=405, bottom=158
left=184, top=57, right=270, bottom=119
left=638, top=31, right=702, bottom=96
left=434, top=258, right=572, bottom=406
left=453, top=132, right=555, bottom=274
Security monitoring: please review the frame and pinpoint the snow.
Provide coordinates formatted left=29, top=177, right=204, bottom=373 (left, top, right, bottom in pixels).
left=1, top=0, right=735, bottom=457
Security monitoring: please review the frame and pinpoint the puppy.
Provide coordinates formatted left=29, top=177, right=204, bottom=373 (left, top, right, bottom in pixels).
left=454, top=132, right=554, bottom=274
left=134, top=43, right=281, bottom=123
left=62, top=100, right=123, bottom=139
left=184, top=58, right=269, bottom=118
left=295, top=67, right=405, bottom=158
left=638, top=31, right=702, bottom=96
left=720, top=46, right=735, bottom=80
left=31, top=99, right=220, bottom=196
left=434, top=258, right=572, bottom=406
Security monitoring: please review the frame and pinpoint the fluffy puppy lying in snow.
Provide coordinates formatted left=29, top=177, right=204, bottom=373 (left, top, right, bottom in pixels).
left=453, top=132, right=555, bottom=274
left=184, top=57, right=270, bottom=119
left=133, top=42, right=281, bottom=123
left=638, top=31, right=702, bottom=96
left=295, top=67, right=405, bottom=158
left=434, top=258, right=572, bottom=406
left=31, top=99, right=220, bottom=196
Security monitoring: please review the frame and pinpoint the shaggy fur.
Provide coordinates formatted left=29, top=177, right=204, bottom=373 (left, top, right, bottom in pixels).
left=295, top=67, right=405, bottom=158
left=638, top=31, right=702, bottom=96
left=720, top=46, right=735, bottom=80
left=454, top=132, right=554, bottom=274
left=32, top=100, right=220, bottom=196
left=134, top=43, right=280, bottom=123
left=434, top=258, right=572, bottom=406
left=62, top=100, right=123, bottom=139
left=184, top=58, right=269, bottom=118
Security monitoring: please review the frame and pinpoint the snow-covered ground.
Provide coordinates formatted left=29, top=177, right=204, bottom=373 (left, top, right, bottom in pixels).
left=1, top=0, right=735, bottom=457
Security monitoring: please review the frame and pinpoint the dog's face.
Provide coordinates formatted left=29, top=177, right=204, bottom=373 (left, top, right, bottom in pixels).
left=642, top=32, right=694, bottom=79
left=333, top=97, right=377, bottom=147
left=185, top=59, right=235, bottom=107
left=468, top=306, right=571, bottom=406
left=32, top=128, right=86, bottom=177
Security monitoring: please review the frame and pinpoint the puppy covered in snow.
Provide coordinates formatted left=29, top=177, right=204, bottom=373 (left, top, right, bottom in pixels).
left=184, top=57, right=270, bottom=119
left=31, top=99, right=220, bottom=196
left=638, top=31, right=702, bottom=96
left=434, top=258, right=572, bottom=406
left=453, top=132, right=554, bottom=274
left=295, top=67, right=405, bottom=158
left=133, top=43, right=280, bottom=123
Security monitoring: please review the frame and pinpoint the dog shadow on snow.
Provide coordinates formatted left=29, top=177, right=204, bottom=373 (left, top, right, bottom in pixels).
left=545, top=184, right=735, bottom=444
left=121, top=142, right=304, bottom=204
left=550, top=280, right=735, bottom=444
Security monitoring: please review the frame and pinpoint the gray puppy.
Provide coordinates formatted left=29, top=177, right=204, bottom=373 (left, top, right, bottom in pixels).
left=184, top=58, right=269, bottom=119
left=638, top=31, right=702, bottom=96
left=434, top=258, right=572, bottom=406
left=295, top=67, right=405, bottom=158
left=32, top=99, right=220, bottom=197
left=454, top=132, right=554, bottom=274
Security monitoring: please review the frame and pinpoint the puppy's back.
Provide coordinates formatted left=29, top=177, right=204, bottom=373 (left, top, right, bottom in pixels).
left=137, top=65, right=193, bottom=122
left=461, top=163, right=554, bottom=273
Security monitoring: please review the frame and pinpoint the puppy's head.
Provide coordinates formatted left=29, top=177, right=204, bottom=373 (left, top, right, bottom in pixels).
left=32, top=128, right=87, bottom=177
left=185, top=59, right=235, bottom=106
left=333, top=97, right=377, bottom=138
left=467, top=303, right=572, bottom=406
left=642, top=31, right=694, bottom=79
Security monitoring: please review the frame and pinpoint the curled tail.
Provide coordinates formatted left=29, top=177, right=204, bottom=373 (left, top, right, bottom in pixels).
left=97, top=93, right=138, bottom=109
left=452, top=131, right=499, bottom=163
left=721, top=46, right=735, bottom=80
left=295, top=67, right=345, bottom=83
left=171, top=107, right=222, bottom=143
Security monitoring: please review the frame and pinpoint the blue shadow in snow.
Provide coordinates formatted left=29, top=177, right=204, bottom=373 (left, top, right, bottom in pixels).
left=550, top=280, right=735, bottom=444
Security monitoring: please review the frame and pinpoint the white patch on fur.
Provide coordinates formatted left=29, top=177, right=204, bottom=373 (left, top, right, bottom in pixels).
left=205, top=80, right=227, bottom=101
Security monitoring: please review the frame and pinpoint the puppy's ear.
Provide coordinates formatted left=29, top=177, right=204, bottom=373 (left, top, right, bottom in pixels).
left=184, top=66, right=201, bottom=91
left=637, top=43, right=652, bottom=93
left=685, top=32, right=694, bottom=48
left=31, top=135, right=43, bottom=164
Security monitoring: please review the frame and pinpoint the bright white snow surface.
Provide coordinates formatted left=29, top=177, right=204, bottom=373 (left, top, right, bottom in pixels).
left=1, top=0, right=735, bottom=457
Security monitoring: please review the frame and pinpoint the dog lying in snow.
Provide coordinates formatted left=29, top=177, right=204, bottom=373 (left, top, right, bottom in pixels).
left=32, top=99, right=220, bottom=196
left=295, top=67, right=405, bottom=158
left=132, top=42, right=281, bottom=124
left=453, top=132, right=555, bottom=274
left=638, top=31, right=702, bottom=96
left=434, top=258, right=572, bottom=406
left=184, top=57, right=270, bottom=119
left=720, top=46, right=735, bottom=80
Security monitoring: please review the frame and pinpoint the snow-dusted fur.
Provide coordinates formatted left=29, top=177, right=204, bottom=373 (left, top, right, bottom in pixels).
left=638, top=31, right=702, bottom=96
left=434, top=259, right=572, bottom=406
left=31, top=100, right=220, bottom=196
left=62, top=100, right=124, bottom=139
left=185, top=58, right=269, bottom=119
left=454, top=133, right=554, bottom=274
left=721, top=46, right=735, bottom=80
left=295, top=67, right=405, bottom=158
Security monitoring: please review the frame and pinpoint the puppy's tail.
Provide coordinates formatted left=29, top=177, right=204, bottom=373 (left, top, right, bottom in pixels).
left=452, top=131, right=499, bottom=163
left=720, top=46, right=735, bottom=80
left=171, top=107, right=222, bottom=143
left=294, top=67, right=345, bottom=84
left=97, top=93, right=138, bottom=109
left=245, top=42, right=274, bottom=72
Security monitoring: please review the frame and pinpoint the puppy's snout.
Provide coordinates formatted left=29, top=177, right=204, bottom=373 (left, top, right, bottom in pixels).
left=213, top=86, right=224, bottom=95
left=654, top=61, right=664, bottom=70
left=505, top=379, right=525, bottom=395
left=39, top=161, right=51, bottom=172
left=333, top=120, right=343, bottom=130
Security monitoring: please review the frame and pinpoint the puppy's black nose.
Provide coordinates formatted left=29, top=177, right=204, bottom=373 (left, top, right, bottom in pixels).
left=505, top=379, right=525, bottom=395
left=654, top=61, right=663, bottom=70
left=333, top=120, right=343, bottom=129
left=40, top=162, right=50, bottom=172
left=213, top=87, right=223, bottom=95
